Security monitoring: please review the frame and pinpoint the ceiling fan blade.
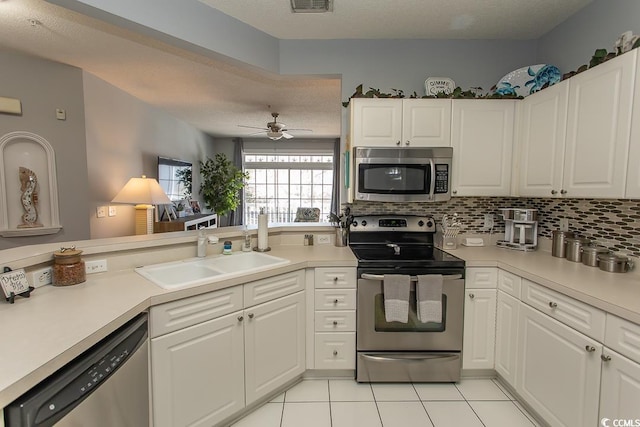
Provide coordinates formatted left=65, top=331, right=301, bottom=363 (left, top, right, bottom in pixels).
left=247, top=131, right=268, bottom=136
left=282, top=132, right=294, bottom=139
left=285, top=128, right=313, bottom=132
left=238, top=125, right=268, bottom=130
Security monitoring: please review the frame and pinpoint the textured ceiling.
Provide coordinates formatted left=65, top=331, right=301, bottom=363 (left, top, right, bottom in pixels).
left=199, top=0, right=593, bottom=40
left=0, top=0, right=593, bottom=139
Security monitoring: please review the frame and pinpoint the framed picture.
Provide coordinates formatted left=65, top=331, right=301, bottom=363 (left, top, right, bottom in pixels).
left=190, top=200, right=201, bottom=214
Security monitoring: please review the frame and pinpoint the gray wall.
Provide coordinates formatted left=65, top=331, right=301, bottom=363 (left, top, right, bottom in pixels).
left=0, top=50, right=90, bottom=250
left=537, top=0, right=640, bottom=73
left=83, top=72, right=216, bottom=238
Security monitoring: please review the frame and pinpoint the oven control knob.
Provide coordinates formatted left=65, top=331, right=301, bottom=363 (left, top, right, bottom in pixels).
left=361, top=220, right=367, bottom=227
left=418, top=220, right=424, bottom=227
left=426, top=220, right=433, bottom=228
left=352, top=221, right=358, bottom=227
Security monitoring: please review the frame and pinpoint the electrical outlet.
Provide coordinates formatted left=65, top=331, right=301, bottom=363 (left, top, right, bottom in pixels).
left=96, top=206, right=106, bottom=218
left=108, top=206, right=117, bottom=217
left=31, top=267, right=53, bottom=287
left=85, top=259, right=108, bottom=274
left=559, top=218, right=569, bottom=231
left=483, top=213, right=494, bottom=230
left=316, top=234, right=331, bottom=244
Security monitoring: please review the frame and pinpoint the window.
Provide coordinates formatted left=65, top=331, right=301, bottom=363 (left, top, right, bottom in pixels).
left=243, top=148, right=334, bottom=225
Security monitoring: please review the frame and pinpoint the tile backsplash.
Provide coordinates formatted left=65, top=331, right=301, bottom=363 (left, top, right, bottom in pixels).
left=347, top=197, right=640, bottom=257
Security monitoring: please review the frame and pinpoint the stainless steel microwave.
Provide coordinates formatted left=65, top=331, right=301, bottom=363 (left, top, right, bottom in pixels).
left=354, top=147, right=453, bottom=202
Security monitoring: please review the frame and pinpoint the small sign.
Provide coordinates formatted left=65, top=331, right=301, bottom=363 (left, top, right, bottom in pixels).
left=0, top=269, right=31, bottom=299
left=425, top=77, right=456, bottom=97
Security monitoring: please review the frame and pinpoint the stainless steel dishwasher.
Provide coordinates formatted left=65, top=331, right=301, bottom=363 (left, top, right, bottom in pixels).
left=4, top=313, right=149, bottom=427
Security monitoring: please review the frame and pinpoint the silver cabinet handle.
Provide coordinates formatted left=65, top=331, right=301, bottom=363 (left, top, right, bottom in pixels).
left=405, top=140, right=410, bottom=146
left=248, top=313, right=255, bottom=319
left=551, top=190, right=558, bottom=195
left=396, top=140, right=401, bottom=146
left=585, top=345, right=596, bottom=353
left=469, top=293, right=475, bottom=299
left=333, top=350, right=338, bottom=356
left=601, top=354, right=612, bottom=362
left=333, top=299, right=339, bottom=304
left=237, top=315, right=244, bottom=322
left=452, top=190, right=458, bottom=195
left=561, top=189, right=567, bottom=194
left=549, top=301, right=558, bottom=308
left=333, top=277, right=339, bottom=282
left=333, top=321, right=338, bottom=326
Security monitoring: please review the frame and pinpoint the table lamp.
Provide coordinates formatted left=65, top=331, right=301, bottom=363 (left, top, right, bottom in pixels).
left=111, top=175, right=171, bottom=235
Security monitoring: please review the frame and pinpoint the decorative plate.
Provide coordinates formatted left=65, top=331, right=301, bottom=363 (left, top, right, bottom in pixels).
left=424, top=77, right=456, bottom=96
left=494, top=64, right=561, bottom=97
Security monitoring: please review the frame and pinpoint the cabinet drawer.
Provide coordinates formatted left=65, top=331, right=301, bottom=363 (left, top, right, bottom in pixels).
left=244, top=270, right=305, bottom=307
left=498, top=270, right=522, bottom=298
left=521, top=279, right=605, bottom=341
left=150, top=285, right=243, bottom=338
left=314, top=267, right=356, bottom=289
left=315, top=311, right=356, bottom=332
left=466, top=267, right=497, bottom=289
left=315, top=333, right=356, bottom=369
left=605, top=314, right=640, bottom=364
left=315, top=289, right=356, bottom=310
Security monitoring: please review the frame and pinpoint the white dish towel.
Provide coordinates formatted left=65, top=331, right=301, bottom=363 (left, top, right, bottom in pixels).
left=383, top=274, right=410, bottom=323
left=417, top=274, right=443, bottom=323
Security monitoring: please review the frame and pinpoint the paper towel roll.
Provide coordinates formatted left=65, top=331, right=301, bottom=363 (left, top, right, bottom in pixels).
left=258, top=213, right=269, bottom=250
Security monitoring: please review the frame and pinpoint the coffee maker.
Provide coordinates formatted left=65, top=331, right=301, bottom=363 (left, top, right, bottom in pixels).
left=497, top=208, right=538, bottom=251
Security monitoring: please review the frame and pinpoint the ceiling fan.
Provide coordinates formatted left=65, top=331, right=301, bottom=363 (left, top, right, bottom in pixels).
left=238, top=112, right=312, bottom=140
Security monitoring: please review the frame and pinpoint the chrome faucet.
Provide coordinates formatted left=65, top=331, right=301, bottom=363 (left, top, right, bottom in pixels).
left=386, top=243, right=401, bottom=256
left=197, top=231, right=219, bottom=257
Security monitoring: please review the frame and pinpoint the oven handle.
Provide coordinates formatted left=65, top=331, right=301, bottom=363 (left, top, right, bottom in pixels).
left=428, top=158, right=435, bottom=200
left=360, top=273, right=462, bottom=282
left=361, top=353, right=459, bottom=363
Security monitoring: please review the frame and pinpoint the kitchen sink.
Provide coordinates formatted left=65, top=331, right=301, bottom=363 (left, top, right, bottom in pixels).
left=135, top=251, right=290, bottom=290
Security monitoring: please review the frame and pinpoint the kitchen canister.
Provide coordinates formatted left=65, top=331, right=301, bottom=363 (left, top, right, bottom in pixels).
left=581, top=246, right=610, bottom=267
left=597, top=253, right=634, bottom=273
left=565, top=237, right=591, bottom=262
left=551, top=230, right=575, bottom=258
left=53, top=248, right=86, bottom=286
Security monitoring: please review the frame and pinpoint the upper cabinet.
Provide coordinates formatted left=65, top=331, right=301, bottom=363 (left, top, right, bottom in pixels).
left=451, top=99, right=516, bottom=196
left=350, top=98, right=451, bottom=147
left=563, top=50, right=636, bottom=198
left=625, top=52, right=640, bottom=198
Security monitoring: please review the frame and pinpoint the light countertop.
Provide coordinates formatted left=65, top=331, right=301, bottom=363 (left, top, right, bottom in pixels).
left=1, top=241, right=639, bottom=409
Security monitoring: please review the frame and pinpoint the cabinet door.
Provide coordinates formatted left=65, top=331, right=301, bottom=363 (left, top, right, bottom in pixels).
left=245, top=291, right=305, bottom=405
left=402, top=99, right=452, bottom=147
left=626, top=51, right=640, bottom=198
left=599, top=348, right=640, bottom=421
left=518, top=81, right=569, bottom=197
left=495, top=291, right=519, bottom=387
left=517, top=304, right=601, bottom=427
left=350, top=98, right=402, bottom=147
left=564, top=50, right=636, bottom=198
left=462, top=289, right=496, bottom=370
left=451, top=100, right=515, bottom=196
left=151, top=312, right=245, bottom=427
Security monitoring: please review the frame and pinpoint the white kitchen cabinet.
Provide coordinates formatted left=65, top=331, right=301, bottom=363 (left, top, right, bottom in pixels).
left=518, top=80, right=569, bottom=197
left=517, top=303, right=602, bottom=427
left=462, top=288, right=497, bottom=370
left=451, top=99, right=516, bottom=196
left=245, top=290, right=305, bottom=405
left=495, top=290, right=519, bottom=387
left=563, top=50, right=636, bottom=198
left=599, top=348, right=640, bottom=422
left=151, top=311, right=245, bottom=427
left=350, top=98, right=451, bottom=147
left=625, top=51, right=640, bottom=198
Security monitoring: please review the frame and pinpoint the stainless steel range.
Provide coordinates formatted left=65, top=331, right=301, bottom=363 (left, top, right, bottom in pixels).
left=349, top=215, right=465, bottom=382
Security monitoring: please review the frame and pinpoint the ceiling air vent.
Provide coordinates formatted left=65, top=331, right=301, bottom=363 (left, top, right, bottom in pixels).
left=291, top=0, right=333, bottom=13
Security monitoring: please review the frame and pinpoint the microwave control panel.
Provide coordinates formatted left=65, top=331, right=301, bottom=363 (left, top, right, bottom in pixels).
left=434, top=164, right=449, bottom=194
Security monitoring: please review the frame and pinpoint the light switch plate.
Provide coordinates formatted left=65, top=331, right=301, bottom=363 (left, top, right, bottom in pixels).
left=108, top=206, right=116, bottom=217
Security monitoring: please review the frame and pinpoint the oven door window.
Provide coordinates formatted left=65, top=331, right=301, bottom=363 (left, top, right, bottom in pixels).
left=359, top=164, right=429, bottom=194
left=374, top=292, right=446, bottom=332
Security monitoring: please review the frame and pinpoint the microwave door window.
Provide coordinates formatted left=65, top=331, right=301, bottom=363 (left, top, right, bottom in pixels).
left=361, top=164, right=428, bottom=194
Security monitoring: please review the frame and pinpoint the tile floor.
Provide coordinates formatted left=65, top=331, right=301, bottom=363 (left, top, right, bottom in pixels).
left=231, top=378, right=541, bottom=427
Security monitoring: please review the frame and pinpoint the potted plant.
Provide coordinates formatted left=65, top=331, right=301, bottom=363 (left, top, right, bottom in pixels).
left=199, top=153, right=249, bottom=225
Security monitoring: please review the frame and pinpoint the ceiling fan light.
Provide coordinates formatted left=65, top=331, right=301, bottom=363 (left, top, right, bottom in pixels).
left=267, top=131, right=283, bottom=140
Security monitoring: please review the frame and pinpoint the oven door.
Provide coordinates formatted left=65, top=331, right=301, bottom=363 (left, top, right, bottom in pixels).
left=356, top=272, right=464, bottom=352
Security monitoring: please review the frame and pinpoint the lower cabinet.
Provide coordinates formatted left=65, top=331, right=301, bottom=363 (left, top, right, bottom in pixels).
left=495, top=290, right=519, bottom=386
left=599, top=348, right=640, bottom=422
left=151, top=311, right=245, bottom=427
left=462, top=288, right=497, bottom=369
left=516, top=303, right=602, bottom=427
left=245, top=291, right=306, bottom=405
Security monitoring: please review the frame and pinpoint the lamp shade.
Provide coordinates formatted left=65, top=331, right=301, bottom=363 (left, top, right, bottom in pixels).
left=111, top=175, right=172, bottom=205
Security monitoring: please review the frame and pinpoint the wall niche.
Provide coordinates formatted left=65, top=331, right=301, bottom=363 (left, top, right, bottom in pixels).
left=0, top=131, right=62, bottom=237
